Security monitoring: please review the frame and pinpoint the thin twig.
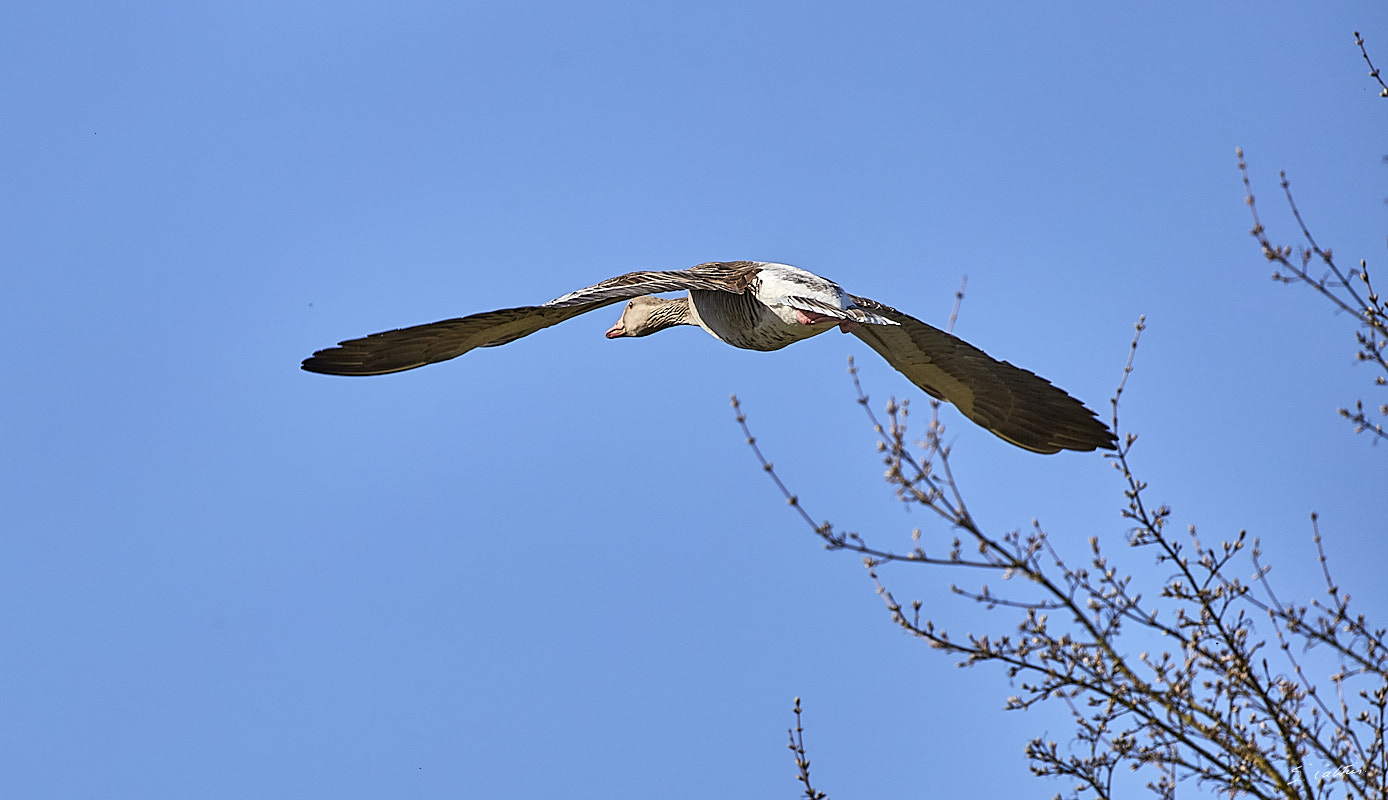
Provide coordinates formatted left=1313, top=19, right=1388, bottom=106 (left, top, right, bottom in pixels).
left=1356, top=31, right=1388, bottom=98
left=788, top=697, right=829, bottom=800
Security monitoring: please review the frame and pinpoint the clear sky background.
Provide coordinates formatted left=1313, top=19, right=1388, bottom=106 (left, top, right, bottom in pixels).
left=4, top=2, right=1386, bottom=798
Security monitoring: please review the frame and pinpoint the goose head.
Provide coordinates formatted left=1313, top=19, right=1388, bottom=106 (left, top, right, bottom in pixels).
left=605, top=296, right=691, bottom=339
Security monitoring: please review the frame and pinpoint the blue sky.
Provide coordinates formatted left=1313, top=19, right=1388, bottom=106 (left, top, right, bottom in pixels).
left=3, top=2, right=1385, bottom=797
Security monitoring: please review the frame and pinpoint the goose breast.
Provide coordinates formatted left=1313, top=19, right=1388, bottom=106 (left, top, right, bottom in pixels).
left=688, top=288, right=835, bottom=351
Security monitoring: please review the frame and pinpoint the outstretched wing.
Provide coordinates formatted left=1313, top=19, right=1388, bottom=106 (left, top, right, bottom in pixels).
left=300, top=263, right=759, bottom=376
left=848, top=295, right=1115, bottom=454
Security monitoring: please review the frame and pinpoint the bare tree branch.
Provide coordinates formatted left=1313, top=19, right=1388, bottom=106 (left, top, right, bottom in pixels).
left=741, top=307, right=1386, bottom=798
left=788, top=698, right=829, bottom=800
left=1356, top=31, right=1388, bottom=98
left=1237, top=149, right=1388, bottom=443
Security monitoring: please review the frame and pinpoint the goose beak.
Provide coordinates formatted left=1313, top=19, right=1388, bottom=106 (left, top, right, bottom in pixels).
left=605, top=321, right=626, bottom=339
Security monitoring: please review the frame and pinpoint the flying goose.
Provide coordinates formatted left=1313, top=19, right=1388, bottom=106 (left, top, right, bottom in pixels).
left=302, top=261, right=1116, bottom=454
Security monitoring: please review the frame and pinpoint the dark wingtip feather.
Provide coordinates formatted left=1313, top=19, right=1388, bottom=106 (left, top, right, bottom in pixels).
left=299, top=335, right=434, bottom=376
left=299, top=349, right=404, bottom=376
left=983, top=364, right=1117, bottom=454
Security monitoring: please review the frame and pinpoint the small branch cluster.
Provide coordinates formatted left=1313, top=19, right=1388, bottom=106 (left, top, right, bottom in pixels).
left=1236, top=148, right=1388, bottom=442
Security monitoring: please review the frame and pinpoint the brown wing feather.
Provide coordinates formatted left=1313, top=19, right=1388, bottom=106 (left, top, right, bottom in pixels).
left=541, top=262, right=760, bottom=308
left=300, top=304, right=595, bottom=376
left=300, top=263, right=762, bottom=376
left=848, top=295, right=1115, bottom=454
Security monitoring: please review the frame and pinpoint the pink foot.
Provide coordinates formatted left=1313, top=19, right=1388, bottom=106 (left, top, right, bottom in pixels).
left=794, top=310, right=835, bottom=325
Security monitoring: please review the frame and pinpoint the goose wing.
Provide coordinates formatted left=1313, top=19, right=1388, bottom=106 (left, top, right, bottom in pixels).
left=301, top=263, right=760, bottom=376
left=847, top=295, right=1116, bottom=454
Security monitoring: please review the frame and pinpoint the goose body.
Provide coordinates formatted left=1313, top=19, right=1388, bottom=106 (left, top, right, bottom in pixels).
left=677, top=263, right=894, bottom=350
left=302, top=261, right=1116, bottom=454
